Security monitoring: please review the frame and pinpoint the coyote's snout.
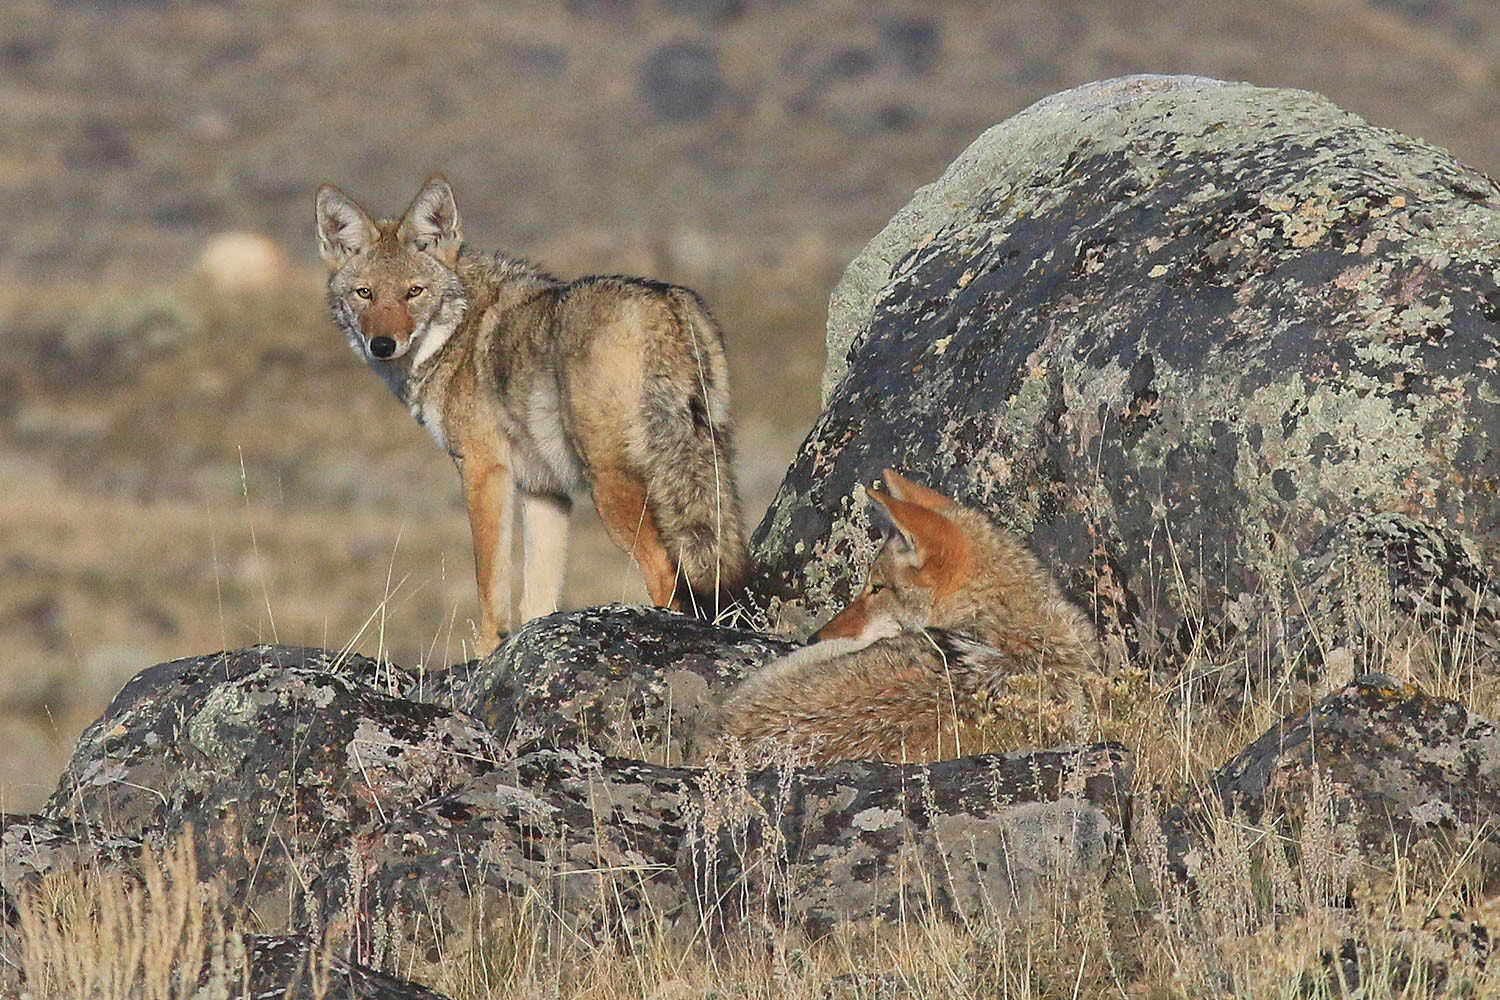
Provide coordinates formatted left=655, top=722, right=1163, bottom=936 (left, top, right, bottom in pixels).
left=316, top=175, right=749, bottom=653
left=720, top=470, right=1099, bottom=764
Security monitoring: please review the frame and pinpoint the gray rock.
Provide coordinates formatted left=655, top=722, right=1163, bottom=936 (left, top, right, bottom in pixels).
left=760, top=75, right=1500, bottom=695
left=681, top=742, right=1130, bottom=935
left=1160, top=675, right=1500, bottom=890
left=44, top=646, right=504, bottom=925
left=0, top=811, right=143, bottom=963
left=453, top=604, right=797, bottom=763
left=0, top=812, right=142, bottom=893
left=39, top=642, right=1126, bottom=952
left=1312, top=911, right=1493, bottom=998
left=300, top=742, right=1129, bottom=951
left=301, top=749, right=698, bottom=954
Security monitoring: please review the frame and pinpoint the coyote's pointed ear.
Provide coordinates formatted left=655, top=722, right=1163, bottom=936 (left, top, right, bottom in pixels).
left=881, top=469, right=955, bottom=512
left=315, top=184, right=377, bottom=270
left=398, top=174, right=463, bottom=267
left=868, top=488, right=970, bottom=587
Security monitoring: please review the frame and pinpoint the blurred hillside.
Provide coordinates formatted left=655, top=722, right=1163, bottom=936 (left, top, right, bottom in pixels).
left=2, top=0, right=1500, bottom=810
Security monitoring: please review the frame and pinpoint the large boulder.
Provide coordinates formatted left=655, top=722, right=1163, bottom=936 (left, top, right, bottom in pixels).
left=753, top=75, right=1500, bottom=697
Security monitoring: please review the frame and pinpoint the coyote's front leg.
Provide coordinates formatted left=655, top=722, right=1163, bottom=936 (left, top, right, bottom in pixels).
left=457, top=438, right=515, bottom=655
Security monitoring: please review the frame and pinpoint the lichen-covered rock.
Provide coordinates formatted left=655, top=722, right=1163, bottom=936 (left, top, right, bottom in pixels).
left=38, top=644, right=1126, bottom=952
left=681, top=742, right=1131, bottom=935
left=303, top=749, right=698, bottom=955
left=454, top=604, right=798, bottom=763
left=44, top=647, right=504, bottom=926
left=95, top=644, right=421, bottom=715
left=0, top=812, right=144, bottom=971
left=1162, top=675, right=1500, bottom=889
left=291, top=743, right=1128, bottom=951
left=755, top=74, right=1500, bottom=693
left=1, top=812, right=142, bottom=896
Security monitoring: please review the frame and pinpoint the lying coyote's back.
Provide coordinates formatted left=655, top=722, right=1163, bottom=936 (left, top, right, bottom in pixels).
left=316, top=175, right=747, bottom=652
left=721, top=470, right=1099, bottom=763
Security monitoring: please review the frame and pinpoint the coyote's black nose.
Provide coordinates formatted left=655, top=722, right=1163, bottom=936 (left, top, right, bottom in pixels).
left=369, top=336, right=397, bottom=359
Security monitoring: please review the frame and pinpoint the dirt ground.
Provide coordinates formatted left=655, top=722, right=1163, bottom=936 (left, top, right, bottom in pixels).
left=3, top=0, right=1500, bottom=811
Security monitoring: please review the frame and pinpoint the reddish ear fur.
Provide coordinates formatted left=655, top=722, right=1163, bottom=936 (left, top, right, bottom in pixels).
left=881, top=468, right=955, bottom=512
left=868, top=488, right=971, bottom=597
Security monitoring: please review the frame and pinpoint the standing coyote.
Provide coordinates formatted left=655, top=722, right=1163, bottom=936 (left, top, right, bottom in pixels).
left=316, top=175, right=747, bottom=652
left=721, top=470, right=1099, bottom=763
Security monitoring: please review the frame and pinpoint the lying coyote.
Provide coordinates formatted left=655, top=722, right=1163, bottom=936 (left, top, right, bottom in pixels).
left=722, top=471, right=1099, bottom=763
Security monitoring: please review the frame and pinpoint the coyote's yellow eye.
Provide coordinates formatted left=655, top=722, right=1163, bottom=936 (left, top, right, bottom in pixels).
left=406, top=285, right=425, bottom=299
left=354, top=287, right=372, bottom=300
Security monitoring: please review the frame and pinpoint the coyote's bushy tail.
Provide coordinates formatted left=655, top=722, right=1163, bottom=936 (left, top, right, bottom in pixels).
left=642, top=291, right=749, bottom=618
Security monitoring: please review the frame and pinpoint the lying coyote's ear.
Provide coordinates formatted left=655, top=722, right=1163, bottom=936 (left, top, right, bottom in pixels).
left=881, top=468, right=954, bottom=512
left=316, top=184, right=377, bottom=270
left=868, top=485, right=971, bottom=594
left=398, top=174, right=463, bottom=267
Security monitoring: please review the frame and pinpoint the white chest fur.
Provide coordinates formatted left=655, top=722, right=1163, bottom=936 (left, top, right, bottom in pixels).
left=409, top=396, right=447, bottom=450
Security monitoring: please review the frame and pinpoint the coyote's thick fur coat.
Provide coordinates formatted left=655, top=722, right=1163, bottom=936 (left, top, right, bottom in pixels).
left=316, top=176, right=746, bottom=652
left=721, top=470, right=1099, bottom=763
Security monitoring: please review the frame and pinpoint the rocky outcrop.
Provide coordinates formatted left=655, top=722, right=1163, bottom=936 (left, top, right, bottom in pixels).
left=754, top=75, right=1500, bottom=700
left=1148, top=674, right=1500, bottom=902
left=303, top=742, right=1130, bottom=954
left=18, top=642, right=1129, bottom=962
left=681, top=742, right=1129, bottom=935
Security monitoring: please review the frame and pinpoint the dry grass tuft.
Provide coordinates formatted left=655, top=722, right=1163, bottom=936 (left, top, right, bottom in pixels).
left=14, top=830, right=259, bottom=1000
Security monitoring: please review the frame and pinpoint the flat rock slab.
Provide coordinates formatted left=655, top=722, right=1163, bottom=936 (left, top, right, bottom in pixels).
left=753, top=74, right=1500, bottom=695
left=1162, top=675, right=1500, bottom=889
left=453, top=604, right=798, bottom=762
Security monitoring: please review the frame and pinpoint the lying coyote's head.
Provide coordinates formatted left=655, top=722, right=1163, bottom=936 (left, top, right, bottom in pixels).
left=315, top=175, right=467, bottom=366
left=815, top=469, right=1056, bottom=645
